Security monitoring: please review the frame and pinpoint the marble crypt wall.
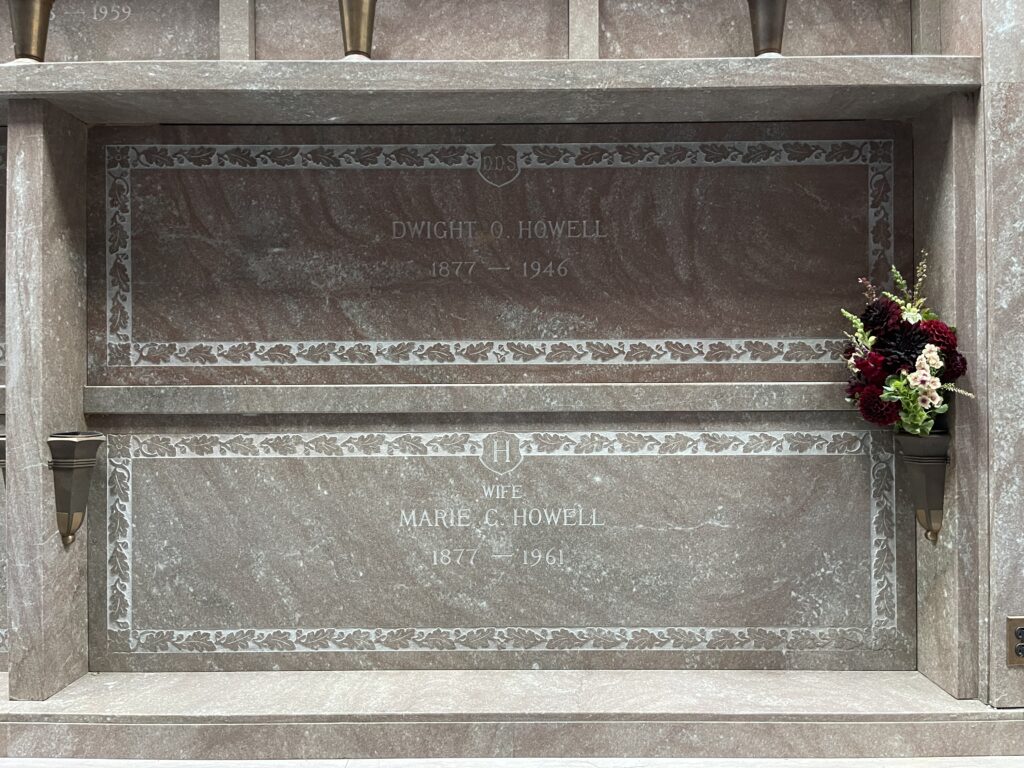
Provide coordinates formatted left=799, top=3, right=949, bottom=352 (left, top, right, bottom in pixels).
left=84, top=121, right=917, bottom=673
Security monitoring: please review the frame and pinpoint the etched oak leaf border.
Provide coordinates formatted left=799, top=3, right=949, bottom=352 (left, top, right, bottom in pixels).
left=105, top=429, right=900, bottom=655
left=104, top=139, right=895, bottom=368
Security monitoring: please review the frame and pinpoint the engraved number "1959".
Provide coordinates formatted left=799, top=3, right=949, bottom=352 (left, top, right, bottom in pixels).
left=52, top=4, right=132, bottom=21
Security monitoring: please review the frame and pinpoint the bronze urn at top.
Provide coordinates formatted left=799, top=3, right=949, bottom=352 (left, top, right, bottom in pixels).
left=340, top=0, right=377, bottom=59
left=8, top=0, right=56, bottom=61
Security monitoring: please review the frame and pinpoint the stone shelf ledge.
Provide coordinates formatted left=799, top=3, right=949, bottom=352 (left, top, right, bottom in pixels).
left=0, top=671, right=1022, bottom=759
left=0, top=56, right=981, bottom=125
left=83, top=383, right=852, bottom=415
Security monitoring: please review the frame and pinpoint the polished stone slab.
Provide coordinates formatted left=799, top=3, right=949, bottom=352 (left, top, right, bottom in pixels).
left=0, top=57, right=983, bottom=126
left=7, top=762, right=1024, bottom=768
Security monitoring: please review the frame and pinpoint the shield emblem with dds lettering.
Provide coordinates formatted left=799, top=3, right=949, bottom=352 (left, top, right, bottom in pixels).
left=480, top=431, right=523, bottom=476
left=477, top=144, right=520, bottom=188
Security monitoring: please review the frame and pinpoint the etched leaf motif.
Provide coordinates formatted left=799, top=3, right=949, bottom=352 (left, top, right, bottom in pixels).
left=833, top=628, right=866, bottom=650
left=545, top=629, right=587, bottom=650
left=870, top=174, right=892, bottom=207
left=744, top=340, right=783, bottom=361
left=508, top=342, right=543, bottom=362
left=531, top=145, right=571, bottom=165
left=108, top=177, right=131, bottom=212
left=666, top=628, right=705, bottom=648
left=784, top=433, right=828, bottom=453
left=748, top=628, right=786, bottom=649
left=338, top=343, right=376, bottom=364
left=109, top=258, right=130, bottom=295
left=574, top=433, right=614, bottom=454
left=505, top=627, right=545, bottom=649
left=176, top=435, right=221, bottom=456
left=546, top=342, right=581, bottom=363
left=339, top=630, right=375, bottom=650
left=782, top=342, right=826, bottom=362
left=587, top=628, right=626, bottom=649
left=108, top=583, right=129, bottom=626
left=342, top=434, right=386, bottom=455
left=379, top=342, right=416, bottom=362
left=531, top=433, right=576, bottom=453
left=258, top=147, right=300, bottom=167
left=417, top=629, right=457, bottom=650
left=459, top=342, right=493, bottom=363
left=379, top=628, right=416, bottom=649
left=624, top=342, right=661, bottom=362
left=658, top=433, right=699, bottom=454
left=459, top=628, right=497, bottom=649
left=585, top=341, right=622, bottom=362
left=742, top=143, right=781, bottom=163
left=658, top=145, right=694, bottom=165
left=701, top=433, right=744, bottom=453
left=826, top=433, right=863, bottom=454
left=108, top=463, right=131, bottom=499
left=173, top=631, right=217, bottom=652
left=258, top=344, right=297, bottom=364
left=296, top=629, right=336, bottom=650
left=304, top=147, right=342, bottom=167
left=299, top=343, right=335, bottom=363
left=616, top=432, right=658, bottom=453
left=215, top=630, right=256, bottom=651
left=825, top=142, right=863, bottom=162
left=390, top=435, right=428, bottom=455
left=386, top=147, right=424, bottom=167
left=220, top=342, right=257, bottom=363
left=706, top=630, right=750, bottom=650
left=426, top=146, right=468, bottom=166
left=137, top=147, right=174, bottom=167
left=418, top=343, right=456, bottom=363
left=257, top=630, right=296, bottom=651
left=872, top=217, right=893, bottom=248
left=349, top=146, right=383, bottom=166
left=136, top=436, right=176, bottom=457
left=575, top=146, right=612, bottom=166
left=260, top=435, right=304, bottom=455
left=176, top=344, right=218, bottom=365
left=108, top=218, right=129, bottom=254
left=626, top=629, right=668, bottom=650
left=135, top=343, right=177, bottom=365
left=616, top=144, right=656, bottom=164
left=704, top=342, right=740, bottom=362
left=175, top=146, right=217, bottom=167
left=789, top=630, right=832, bottom=650
left=303, top=435, right=342, bottom=456
left=108, top=297, right=130, bottom=336
left=135, top=631, right=174, bottom=652
left=700, top=143, right=737, bottom=163
left=742, top=433, right=783, bottom=454
left=221, top=147, right=258, bottom=168
left=427, top=434, right=472, bottom=454
left=220, top=435, right=259, bottom=456
left=666, top=341, right=701, bottom=361
left=822, top=340, right=847, bottom=359
left=782, top=142, right=819, bottom=162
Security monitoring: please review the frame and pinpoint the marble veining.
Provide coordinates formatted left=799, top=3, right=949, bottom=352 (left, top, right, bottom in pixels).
left=103, top=139, right=893, bottom=370
left=101, top=429, right=897, bottom=657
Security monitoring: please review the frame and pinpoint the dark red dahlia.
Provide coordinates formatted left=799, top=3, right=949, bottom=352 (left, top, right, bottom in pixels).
left=875, top=322, right=930, bottom=372
left=942, top=351, right=968, bottom=382
left=858, top=386, right=901, bottom=426
left=846, top=380, right=867, bottom=399
left=859, top=299, right=902, bottom=334
left=920, top=319, right=958, bottom=351
left=854, top=351, right=888, bottom=385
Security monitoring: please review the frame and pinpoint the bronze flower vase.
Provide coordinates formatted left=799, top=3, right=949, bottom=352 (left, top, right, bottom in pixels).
left=894, top=420, right=950, bottom=544
left=8, top=0, right=56, bottom=62
left=747, top=0, right=787, bottom=57
left=0, top=435, right=6, bottom=487
left=339, top=0, right=376, bottom=60
left=48, top=431, right=106, bottom=546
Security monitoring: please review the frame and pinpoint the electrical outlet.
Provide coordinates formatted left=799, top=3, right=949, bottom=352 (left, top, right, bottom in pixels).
left=1007, top=618, right=1024, bottom=666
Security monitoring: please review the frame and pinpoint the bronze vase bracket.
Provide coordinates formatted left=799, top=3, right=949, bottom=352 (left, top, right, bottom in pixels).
left=0, top=434, right=6, bottom=488
left=747, top=0, right=787, bottom=57
left=895, top=432, right=950, bottom=544
left=48, top=431, right=105, bottom=546
left=8, top=0, right=56, bottom=62
left=339, top=0, right=376, bottom=59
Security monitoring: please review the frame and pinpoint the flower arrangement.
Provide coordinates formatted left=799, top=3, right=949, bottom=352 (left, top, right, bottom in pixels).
left=842, top=258, right=972, bottom=436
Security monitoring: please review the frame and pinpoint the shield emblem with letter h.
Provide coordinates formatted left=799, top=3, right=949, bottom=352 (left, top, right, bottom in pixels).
left=480, top=431, right=523, bottom=475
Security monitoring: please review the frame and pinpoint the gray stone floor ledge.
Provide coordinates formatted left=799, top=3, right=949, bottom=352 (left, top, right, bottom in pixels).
left=0, top=671, right=1022, bottom=760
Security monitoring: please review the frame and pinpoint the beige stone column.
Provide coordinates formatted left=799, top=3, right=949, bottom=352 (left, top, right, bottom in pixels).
left=220, top=0, right=256, bottom=60
left=5, top=100, right=89, bottom=701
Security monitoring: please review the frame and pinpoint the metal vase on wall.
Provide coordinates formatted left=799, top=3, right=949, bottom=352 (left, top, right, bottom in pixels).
left=48, top=431, right=106, bottom=546
left=8, top=0, right=56, bottom=62
left=339, top=0, right=377, bottom=60
left=747, top=0, right=787, bottom=57
left=894, top=430, right=950, bottom=543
